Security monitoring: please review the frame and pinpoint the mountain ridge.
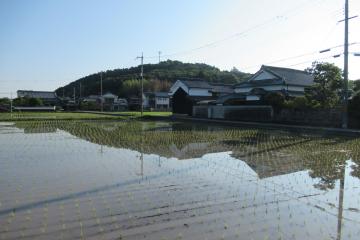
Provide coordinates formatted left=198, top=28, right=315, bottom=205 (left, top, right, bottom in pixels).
left=55, top=60, right=252, bottom=99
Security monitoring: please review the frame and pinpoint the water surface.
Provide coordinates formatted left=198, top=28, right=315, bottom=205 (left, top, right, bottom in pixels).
left=0, top=120, right=360, bottom=240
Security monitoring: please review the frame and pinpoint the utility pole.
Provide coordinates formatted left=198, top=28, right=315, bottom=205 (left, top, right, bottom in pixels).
left=10, top=92, right=12, bottom=116
left=158, top=51, right=161, bottom=63
left=73, top=87, right=76, bottom=103
left=342, top=0, right=349, bottom=129
left=79, top=82, right=82, bottom=99
left=100, top=72, right=103, bottom=112
left=136, top=53, right=144, bottom=116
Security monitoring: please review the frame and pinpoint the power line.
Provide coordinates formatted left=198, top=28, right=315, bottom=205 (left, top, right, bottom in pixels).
left=144, top=0, right=329, bottom=60
left=285, top=54, right=340, bottom=67
left=241, top=42, right=360, bottom=70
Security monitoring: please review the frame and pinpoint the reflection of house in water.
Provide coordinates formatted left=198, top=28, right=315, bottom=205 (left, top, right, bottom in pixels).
left=168, top=142, right=233, bottom=160
left=232, top=149, right=305, bottom=179
left=167, top=140, right=305, bottom=179
left=19, top=125, right=57, bottom=134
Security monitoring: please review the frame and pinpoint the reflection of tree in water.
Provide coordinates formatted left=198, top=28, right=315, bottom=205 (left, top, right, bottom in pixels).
left=13, top=120, right=360, bottom=188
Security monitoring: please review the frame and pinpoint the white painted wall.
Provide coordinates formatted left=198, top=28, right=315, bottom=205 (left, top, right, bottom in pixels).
left=169, top=80, right=189, bottom=96
left=287, top=86, right=305, bottom=92
left=235, top=85, right=305, bottom=93
left=235, top=85, right=284, bottom=93
left=253, top=71, right=277, bottom=81
left=155, top=97, right=170, bottom=106
left=246, top=95, right=260, bottom=101
left=235, top=87, right=253, bottom=93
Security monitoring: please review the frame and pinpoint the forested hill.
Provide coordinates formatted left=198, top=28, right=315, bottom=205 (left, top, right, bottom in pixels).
left=55, top=60, right=252, bottom=99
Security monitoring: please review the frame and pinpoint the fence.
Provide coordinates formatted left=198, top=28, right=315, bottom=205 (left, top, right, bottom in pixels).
left=193, top=105, right=343, bottom=127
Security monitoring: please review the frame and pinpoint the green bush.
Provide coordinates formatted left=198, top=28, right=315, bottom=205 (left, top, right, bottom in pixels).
left=264, top=92, right=285, bottom=111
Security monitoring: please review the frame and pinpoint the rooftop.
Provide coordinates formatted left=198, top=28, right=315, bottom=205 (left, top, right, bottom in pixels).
left=236, top=65, right=314, bottom=87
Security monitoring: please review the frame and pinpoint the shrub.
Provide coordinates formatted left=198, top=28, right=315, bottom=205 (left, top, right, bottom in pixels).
left=264, top=92, right=285, bottom=112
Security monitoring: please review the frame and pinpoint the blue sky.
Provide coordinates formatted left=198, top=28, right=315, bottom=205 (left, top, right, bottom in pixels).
left=0, top=0, right=359, bottom=97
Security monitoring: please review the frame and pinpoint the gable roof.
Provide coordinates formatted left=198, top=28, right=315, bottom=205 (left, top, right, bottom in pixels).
left=154, top=92, right=170, bottom=97
left=180, top=79, right=213, bottom=89
left=210, top=83, right=234, bottom=94
left=175, top=79, right=235, bottom=94
left=236, top=65, right=314, bottom=87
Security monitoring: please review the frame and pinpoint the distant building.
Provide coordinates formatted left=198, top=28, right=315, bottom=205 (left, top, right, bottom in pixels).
left=154, top=92, right=170, bottom=109
left=234, top=65, right=314, bottom=101
left=128, top=96, right=141, bottom=110
left=17, top=90, right=59, bottom=106
left=143, top=92, right=155, bottom=109
left=82, top=93, right=128, bottom=111
left=143, top=92, right=170, bottom=110
left=169, top=79, right=233, bottom=115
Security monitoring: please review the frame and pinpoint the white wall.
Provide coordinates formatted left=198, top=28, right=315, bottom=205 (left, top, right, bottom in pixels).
left=253, top=71, right=277, bottom=81
left=169, top=80, right=212, bottom=97
left=169, top=80, right=189, bottom=96
left=246, top=95, right=260, bottom=101
left=287, top=86, right=305, bottom=92
left=155, top=97, right=169, bottom=106
left=235, top=85, right=284, bottom=93
left=235, top=85, right=305, bottom=93
left=235, top=87, right=253, bottom=93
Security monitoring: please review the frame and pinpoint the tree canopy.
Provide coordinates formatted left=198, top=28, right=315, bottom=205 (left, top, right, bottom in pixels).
left=55, top=60, right=251, bottom=99
left=305, top=62, right=343, bottom=108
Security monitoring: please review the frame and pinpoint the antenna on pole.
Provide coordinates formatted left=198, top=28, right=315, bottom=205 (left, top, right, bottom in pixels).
left=136, top=53, right=144, bottom=117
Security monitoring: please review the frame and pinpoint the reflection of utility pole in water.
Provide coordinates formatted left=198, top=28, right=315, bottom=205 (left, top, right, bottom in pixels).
left=136, top=132, right=144, bottom=180
left=336, top=162, right=346, bottom=240
left=98, top=144, right=104, bottom=155
left=158, top=156, right=161, bottom=167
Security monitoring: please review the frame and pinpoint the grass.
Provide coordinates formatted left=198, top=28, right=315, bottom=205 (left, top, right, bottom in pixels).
left=118, top=111, right=172, bottom=117
left=0, top=111, right=172, bottom=121
left=0, top=112, right=126, bottom=121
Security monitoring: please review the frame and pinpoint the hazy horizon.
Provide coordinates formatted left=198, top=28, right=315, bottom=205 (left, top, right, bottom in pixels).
left=1, top=0, right=359, bottom=97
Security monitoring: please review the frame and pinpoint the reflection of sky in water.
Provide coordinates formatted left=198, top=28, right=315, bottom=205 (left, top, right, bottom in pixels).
left=0, top=121, right=359, bottom=240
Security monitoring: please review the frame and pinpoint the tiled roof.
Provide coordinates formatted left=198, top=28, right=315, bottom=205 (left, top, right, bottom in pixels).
left=178, top=79, right=235, bottom=94
left=180, top=79, right=213, bottom=89
left=262, top=65, right=314, bottom=86
left=236, top=65, right=314, bottom=87
left=210, top=84, right=234, bottom=94
left=154, top=92, right=169, bottom=97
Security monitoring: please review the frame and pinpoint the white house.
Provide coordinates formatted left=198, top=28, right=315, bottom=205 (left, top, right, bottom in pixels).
left=154, top=92, right=170, bottom=109
left=234, top=65, right=314, bottom=101
left=169, top=79, right=233, bottom=115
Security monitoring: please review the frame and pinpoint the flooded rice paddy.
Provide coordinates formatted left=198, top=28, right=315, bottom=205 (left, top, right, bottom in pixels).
left=0, top=120, right=360, bottom=240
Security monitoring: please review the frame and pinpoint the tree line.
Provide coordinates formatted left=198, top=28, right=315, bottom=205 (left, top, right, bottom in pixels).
left=55, top=60, right=252, bottom=99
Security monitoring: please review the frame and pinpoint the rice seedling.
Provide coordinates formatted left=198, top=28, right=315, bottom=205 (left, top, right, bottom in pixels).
left=1, top=119, right=360, bottom=239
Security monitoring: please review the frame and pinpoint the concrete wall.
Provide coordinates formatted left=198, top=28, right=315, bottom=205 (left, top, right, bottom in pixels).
left=193, top=105, right=274, bottom=122
left=274, top=109, right=342, bottom=127
left=193, top=105, right=342, bottom=127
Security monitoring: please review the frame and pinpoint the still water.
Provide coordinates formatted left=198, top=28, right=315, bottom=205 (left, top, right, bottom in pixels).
left=0, top=120, right=360, bottom=240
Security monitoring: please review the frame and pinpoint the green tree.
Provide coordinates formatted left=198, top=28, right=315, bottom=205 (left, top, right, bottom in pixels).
left=13, top=97, right=28, bottom=106
left=28, top=98, right=43, bottom=106
left=305, top=62, right=343, bottom=108
left=0, top=98, right=11, bottom=105
left=353, top=79, right=360, bottom=93
left=264, top=92, right=285, bottom=112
